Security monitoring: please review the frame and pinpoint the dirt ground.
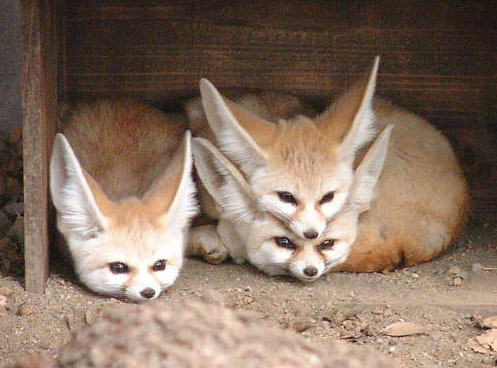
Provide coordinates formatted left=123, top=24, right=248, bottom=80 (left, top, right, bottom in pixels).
left=0, top=217, right=496, bottom=368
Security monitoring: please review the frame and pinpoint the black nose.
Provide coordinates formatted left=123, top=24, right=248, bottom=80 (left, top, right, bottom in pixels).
left=303, top=230, right=318, bottom=239
left=140, top=288, right=156, bottom=299
left=303, top=266, right=318, bottom=277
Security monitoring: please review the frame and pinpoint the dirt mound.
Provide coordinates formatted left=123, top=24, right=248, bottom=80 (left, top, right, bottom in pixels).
left=11, top=301, right=397, bottom=368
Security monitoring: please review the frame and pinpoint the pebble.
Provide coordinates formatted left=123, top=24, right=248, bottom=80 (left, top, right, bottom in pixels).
left=374, top=314, right=383, bottom=323
left=452, top=277, right=463, bottom=287
left=292, top=317, right=314, bottom=333
left=471, top=263, right=483, bottom=274
left=16, top=303, right=34, bottom=317
left=447, top=266, right=461, bottom=275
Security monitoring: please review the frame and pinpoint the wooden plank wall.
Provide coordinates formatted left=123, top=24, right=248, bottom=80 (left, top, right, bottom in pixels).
left=22, top=0, right=58, bottom=293
left=61, top=0, right=497, bottom=216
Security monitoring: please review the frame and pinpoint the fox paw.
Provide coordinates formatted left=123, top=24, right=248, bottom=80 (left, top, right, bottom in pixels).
left=188, top=225, right=229, bottom=264
left=200, top=244, right=229, bottom=265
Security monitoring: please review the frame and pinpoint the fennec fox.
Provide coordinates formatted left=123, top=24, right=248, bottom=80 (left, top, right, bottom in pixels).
left=191, top=126, right=392, bottom=280
left=50, top=99, right=197, bottom=300
left=188, top=58, right=470, bottom=271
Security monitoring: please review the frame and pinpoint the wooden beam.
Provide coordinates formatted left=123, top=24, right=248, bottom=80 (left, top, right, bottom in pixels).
left=21, top=0, right=58, bottom=293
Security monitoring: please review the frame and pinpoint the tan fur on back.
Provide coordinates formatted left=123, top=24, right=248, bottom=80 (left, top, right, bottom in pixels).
left=60, top=98, right=187, bottom=202
left=189, top=90, right=470, bottom=271
left=337, top=100, right=470, bottom=271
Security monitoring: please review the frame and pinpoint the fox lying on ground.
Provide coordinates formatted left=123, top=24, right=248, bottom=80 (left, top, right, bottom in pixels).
left=50, top=99, right=197, bottom=300
left=192, top=126, right=392, bottom=280
left=187, top=58, right=470, bottom=273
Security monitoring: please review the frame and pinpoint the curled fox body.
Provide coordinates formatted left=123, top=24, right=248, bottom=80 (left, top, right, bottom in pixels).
left=188, top=58, right=469, bottom=277
left=50, top=99, right=197, bottom=300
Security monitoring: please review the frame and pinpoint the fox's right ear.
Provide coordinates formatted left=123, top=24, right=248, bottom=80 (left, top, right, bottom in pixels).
left=50, top=133, right=112, bottom=240
left=316, top=57, right=380, bottom=165
left=199, top=79, right=277, bottom=174
left=348, top=124, right=393, bottom=213
left=192, top=137, right=257, bottom=222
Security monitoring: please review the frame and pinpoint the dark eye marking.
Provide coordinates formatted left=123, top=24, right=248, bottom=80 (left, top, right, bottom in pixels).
left=274, top=236, right=296, bottom=250
left=317, top=239, right=335, bottom=251
left=152, top=259, right=167, bottom=272
left=277, top=191, right=298, bottom=205
left=319, top=191, right=335, bottom=204
left=109, top=262, right=129, bottom=274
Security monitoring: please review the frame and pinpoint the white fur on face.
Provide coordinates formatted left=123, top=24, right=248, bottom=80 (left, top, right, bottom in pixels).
left=65, top=226, right=185, bottom=301
left=242, top=211, right=358, bottom=281
left=250, top=163, right=354, bottom=240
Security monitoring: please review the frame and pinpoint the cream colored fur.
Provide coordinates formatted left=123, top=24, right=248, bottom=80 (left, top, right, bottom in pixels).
left=188, top=58, right=470, bottom=271
left=188, top=60, right=379, bottom=240
left=191, top=126, right=392, bottom=280
left=50, top=99, right=197, bottom=301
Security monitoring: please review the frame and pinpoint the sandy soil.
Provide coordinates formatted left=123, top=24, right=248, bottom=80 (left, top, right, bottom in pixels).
left=1, top=217, right=496, bottom=367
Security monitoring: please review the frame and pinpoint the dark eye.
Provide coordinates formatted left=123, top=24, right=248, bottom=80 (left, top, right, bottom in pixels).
left=109, top=262, right=129, bottom=274
left=152, top=259, right=166, bottom=272
left=319, top=192, right=335, bottom=204
left=318, top=239, right=335, bottom=251
left=277, top=191, right=297, bottom=205
left=274, top=237, right=296, bottom=250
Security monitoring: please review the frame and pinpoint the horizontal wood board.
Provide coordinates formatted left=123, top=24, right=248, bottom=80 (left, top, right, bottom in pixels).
left=60, top=0, right=497, bottom=216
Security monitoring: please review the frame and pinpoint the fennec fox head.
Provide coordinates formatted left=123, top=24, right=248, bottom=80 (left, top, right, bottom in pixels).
left=192, top=125, right=392, bottom=281
left=50, top=132, right=197, bottom=301
left=198, top=58, right=380, bottom=240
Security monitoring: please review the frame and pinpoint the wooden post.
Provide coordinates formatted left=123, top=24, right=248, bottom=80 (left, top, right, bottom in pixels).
left=21, top=0, right=58, bottom=293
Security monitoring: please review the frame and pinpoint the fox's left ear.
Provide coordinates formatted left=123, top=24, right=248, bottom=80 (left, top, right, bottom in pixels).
left=199, top=79, right=277, bottom=175
left=143, top=131, right=198, bottom=229
left=316, top=56, right=380, bottom=165
left=348, top=124, right=393, bottom=212
left=192, top=137, right=257, bottom=223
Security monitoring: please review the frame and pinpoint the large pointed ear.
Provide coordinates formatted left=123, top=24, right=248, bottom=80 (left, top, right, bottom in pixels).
left=50, top=133, right=112, bottom=240
left=143, top=131, right=198, bottom=229
left=316, top=56, right=380, bottom=165
left=192, top=137, right=257, bottom=223
left=199, top=79, right=277, bottom=174
left=348, top=124, right=393, bottom=212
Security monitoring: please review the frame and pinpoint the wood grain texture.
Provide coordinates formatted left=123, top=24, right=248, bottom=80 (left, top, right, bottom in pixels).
left=58, top=0, right=496, bottom=216
left=21, top=0, right=58, bottom=293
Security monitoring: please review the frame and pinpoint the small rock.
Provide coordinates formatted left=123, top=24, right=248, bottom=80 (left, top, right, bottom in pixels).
left=16, top=303, right=34, bottom=317
left=342, top=319, right=357, bottom=331
left=472, top=263, right=484, bottom=274
left=478, top=315, right=497, bottom=329
left=447, top=266, right=461, bottom=275
left=383, top=322, right=428, bottom=337
left=411, top=273, right=419, bottom=279
left=452, top=277, right=463, bottom=287
left=199, top=289, right=225, bottom=306
left=292, top=317, right=314, bottom=333
left=374, top=314, right=383, bottom=323
left=383, top=309, right=394, bottom=318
